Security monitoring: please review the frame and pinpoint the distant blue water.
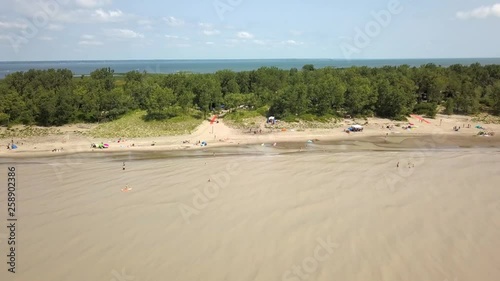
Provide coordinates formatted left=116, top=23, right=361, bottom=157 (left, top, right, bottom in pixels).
left=1, top=58, right=500, bottom=78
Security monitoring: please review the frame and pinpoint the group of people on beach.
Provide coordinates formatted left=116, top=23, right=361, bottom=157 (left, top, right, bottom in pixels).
left=249, top=128, right=263, bottom=134
left=397, top=161, right=415, bottom=168
left=453, top=124, right=472, bottom=131
left=5, top=139, right=19, bottom=150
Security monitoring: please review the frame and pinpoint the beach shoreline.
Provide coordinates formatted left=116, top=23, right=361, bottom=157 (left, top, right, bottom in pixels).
left=1, top=114, right=499, bottom=159
left=1, top=115, right=500, bottom=281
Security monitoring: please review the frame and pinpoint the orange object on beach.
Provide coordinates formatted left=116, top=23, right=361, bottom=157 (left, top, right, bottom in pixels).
left=281, top=128, right=287, bottom=132
left=121, top=186, right=133, bottom=192
left=411, top=114, right=431, bottom=124
left=210, top=115, right=218, bottom=124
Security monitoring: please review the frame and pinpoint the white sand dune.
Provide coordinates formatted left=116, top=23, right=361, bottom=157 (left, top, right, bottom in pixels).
left=1, top=147, right=500, bottom=281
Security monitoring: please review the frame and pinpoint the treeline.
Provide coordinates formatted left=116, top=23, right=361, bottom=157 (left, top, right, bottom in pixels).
left=1, top=63, right=500, bottom=126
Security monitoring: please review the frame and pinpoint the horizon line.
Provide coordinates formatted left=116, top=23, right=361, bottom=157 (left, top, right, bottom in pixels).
left=1, top=57, right=500, bottom=63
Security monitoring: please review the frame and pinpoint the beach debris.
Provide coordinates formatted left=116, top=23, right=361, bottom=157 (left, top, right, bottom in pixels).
left=121, top=185, right=133, bottom=192
left=200, top=141, right=208, bottom=147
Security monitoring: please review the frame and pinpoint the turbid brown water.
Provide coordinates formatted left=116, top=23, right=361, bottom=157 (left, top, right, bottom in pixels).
left=1, top=146, right=500, bottom=281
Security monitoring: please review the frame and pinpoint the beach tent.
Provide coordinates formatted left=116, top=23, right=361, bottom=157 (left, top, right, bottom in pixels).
left=11, top=144, right=18, bottom=149
left=352, top=125, right=363, bottom=130
left=348, top=125, right=364, bottom=132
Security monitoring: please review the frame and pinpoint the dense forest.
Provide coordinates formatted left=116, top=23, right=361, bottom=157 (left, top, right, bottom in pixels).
left=1, top=63, right=500, bottom=127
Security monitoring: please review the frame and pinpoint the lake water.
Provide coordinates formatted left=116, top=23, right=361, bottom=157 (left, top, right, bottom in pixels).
left=1, top=58, right=500, bottom=78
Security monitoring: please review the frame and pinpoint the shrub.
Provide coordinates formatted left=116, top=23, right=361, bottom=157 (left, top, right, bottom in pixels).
left=414, top=102, right=438, bottom=118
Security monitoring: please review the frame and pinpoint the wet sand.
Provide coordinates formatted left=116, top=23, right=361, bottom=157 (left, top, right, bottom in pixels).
left=1, top=142, right=500, bottom=281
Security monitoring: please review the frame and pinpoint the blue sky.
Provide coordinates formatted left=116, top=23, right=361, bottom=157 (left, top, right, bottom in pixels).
left=0, top=0, right=499, bottom=60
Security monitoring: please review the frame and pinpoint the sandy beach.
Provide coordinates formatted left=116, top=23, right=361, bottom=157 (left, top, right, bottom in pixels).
left=1, top=114, right=499, bottom=157
left=1, top=115, right=500, bottom=281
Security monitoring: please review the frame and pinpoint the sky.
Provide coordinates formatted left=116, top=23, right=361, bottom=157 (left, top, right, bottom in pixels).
left=0, top=0, right=499, bottom=61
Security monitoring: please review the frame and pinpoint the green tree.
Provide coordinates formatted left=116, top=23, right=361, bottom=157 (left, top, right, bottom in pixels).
left=191, top=75, right=222, bottom=117
left=101, top=87, right=134, bottom=120
left=491, top=82, right=500, bottom=114
left=216, top=70, right=240, bottom=96
left=146, top=86, right=175, bottom=114
left=344, top=76, right=375, bottom=116
left=90, top=67, right=115, bottom=91
left=54, top=88, right=76, bottom=125
left=0, top=113, right=9, bottom=126
left=309, top=75, right=346, bottom=116
left=35, top=90, right=57, bottom=126
left=0, top=85, right=29, bottom=124
left=224, top=93, right=247, bottom=109
left=177, top=90, right=195, bottom=113
left=302, top=64, right=315, bottom=71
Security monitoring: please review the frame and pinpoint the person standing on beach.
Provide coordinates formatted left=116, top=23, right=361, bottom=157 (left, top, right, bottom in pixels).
left=123, top=162, right=126, bottom=171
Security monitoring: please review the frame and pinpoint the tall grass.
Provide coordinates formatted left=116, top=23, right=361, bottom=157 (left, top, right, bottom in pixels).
left=88, top=110, right=202, bottom=138
left=223, top=109, right=266, bottom=129
left=0, top=127, right=63, bottom=139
